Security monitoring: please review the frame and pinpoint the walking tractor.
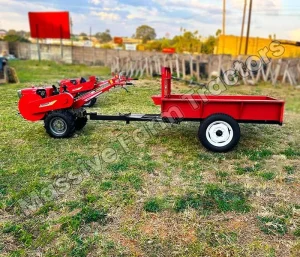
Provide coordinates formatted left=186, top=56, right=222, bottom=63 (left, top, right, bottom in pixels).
left=58, top=72, right=136, bottom=107
left=18, top=67, right=285, bottom=152
left=18, top=72, right=135, bottom=111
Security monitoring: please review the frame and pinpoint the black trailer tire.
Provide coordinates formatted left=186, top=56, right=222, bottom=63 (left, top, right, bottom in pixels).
left=44, top=110, right=76, bottom=138
left=75, top=117, right=88, bottom=130
left=83, top=98, right=97, bottom=107
left=198, top=114, right=240, bottom=152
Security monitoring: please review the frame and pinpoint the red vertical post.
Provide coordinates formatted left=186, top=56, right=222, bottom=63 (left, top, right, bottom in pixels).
left=166, top=67, right=171, bottom=97
left=161, top=67, right=165, bottom=98
left=161, top=67, right=172, bottom=98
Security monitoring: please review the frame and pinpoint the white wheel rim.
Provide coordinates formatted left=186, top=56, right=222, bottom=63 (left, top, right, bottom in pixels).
left=206, top=121, right=233, bottom=147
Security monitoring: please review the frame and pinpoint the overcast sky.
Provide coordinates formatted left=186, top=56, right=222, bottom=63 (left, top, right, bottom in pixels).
left=0, top=0, right=300, bottom=40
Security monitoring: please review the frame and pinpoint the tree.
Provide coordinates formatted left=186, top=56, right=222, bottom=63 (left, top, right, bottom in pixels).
left=16, top=30, right=30, bottom=38
left=172, top=30, right=201, bottom=53
left=3, top=34, right=30, bottom=43
left=216, top=29, right=222, bottom=37
left=145, top=38, right=173, bottom=51
left=71, top=34, right=79, bottom=41
left=7, top=29, right=17, bottom=35
left=95, top=29, right=112, bottom=43
left=80, top=32, right=87, bottom=36
left=101, top=44, right=113, bottom=49
left=146, top=40, right=163, bottom=51
left=214, top=29, right=222, bottom=52
left=135, top=25, right=156, bottom=43
left=201, top=36, right=217, bottom=54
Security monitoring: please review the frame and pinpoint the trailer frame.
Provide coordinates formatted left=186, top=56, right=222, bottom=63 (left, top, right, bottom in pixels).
left=87, top=112, right=283, bottom=125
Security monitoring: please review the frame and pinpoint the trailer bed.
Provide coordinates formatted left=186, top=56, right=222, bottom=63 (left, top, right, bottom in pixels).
left=152, top=94, right=285, bottom=124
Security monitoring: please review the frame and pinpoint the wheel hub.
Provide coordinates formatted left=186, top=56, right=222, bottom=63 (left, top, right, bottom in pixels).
left=206, top=121, right=233, bottom=147
left=50, top=118, right=67, bottom=135
left=216, top=130, right=223, bottom=137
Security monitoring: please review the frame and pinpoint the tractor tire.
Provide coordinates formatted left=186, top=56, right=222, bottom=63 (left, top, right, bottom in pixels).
left=198, top=114, right=240, bottom=153
left=44, top=110, right=76, bottom=138
left=75, top=117, right=88, bottom=130
left=83, top=98, right=97, bottom=107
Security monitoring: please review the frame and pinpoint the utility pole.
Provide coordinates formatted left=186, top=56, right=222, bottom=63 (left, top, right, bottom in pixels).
left=244, top=0, right=253, bottom=55
left=221, top=0, right=226, bottom=54
left=239, top=0, right=247, bottom=55
left=222, top=0, right=226, bottom=35
left=90, top=26, right=92, bottom=41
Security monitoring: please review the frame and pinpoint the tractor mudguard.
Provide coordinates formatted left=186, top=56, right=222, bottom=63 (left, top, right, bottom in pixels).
left=19, top=93, right=74, bottom=121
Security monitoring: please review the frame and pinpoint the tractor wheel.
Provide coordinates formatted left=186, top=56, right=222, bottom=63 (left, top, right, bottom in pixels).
left=44, top=110, right=76, bottom=138
left=83, top=98, right=97, bottom=107
left=198, top=114, right=240, bottom=153
left=75, top=117, right=88, bottom=130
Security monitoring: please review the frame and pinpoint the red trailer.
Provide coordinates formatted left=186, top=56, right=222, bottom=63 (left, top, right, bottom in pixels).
left=18, top=67, right=284, bottom=152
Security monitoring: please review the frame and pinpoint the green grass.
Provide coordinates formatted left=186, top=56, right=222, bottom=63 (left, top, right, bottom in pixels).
left=285, top=165, right=296, bottom=175
left=2, top=223, right=33, bottom=247
left=236, top=163, right=262, bottom=175
left=294, top=228, right=300, bottom=237
left=258, top=171, right=276, bottom=181
left=282, top=147, right=300, bottom=158
left=257, top=216, right=288, bottom=236
left=243, top=149, right=273, bottom=161
left=9, top=60, right=110, bottom=83
left=60, top=207, right=108, bottom=233
left=0, top=60, right=300, bottom=256
left=197, top=227, right=238, bottom=247
left=143, top=197, right=164, bottom=213
left=174, top=183, right=251, bottom=213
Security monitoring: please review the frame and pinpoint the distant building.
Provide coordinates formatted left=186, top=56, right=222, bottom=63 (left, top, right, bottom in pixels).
left=122, top=38, right=142, bottom=44
left=0, top=29, right=7, bottom=38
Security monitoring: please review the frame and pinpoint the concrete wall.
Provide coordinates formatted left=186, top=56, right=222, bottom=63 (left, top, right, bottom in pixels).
left=30, top=44, right=72, bottom=63
left=4, top=42, right=300, bottom=86
left=8, top=42, right=168, bottom=66
left=9, top=42, right=31, bottom=59
left=0, top=41, right=9, bottom=55
left=73, top=47, right=107, bottom=66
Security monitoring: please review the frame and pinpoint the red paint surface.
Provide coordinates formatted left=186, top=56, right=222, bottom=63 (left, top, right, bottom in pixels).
left=29, top=12, right=70, bottom=39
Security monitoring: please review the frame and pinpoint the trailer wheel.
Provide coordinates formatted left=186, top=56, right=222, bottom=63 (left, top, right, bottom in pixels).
left=83, top=98, right=97, bottom=107
left=44, top=110, right=76, bottom=138
left=199, top=114, right=240, bottom=152
left=75, top=117, right=88, bottom=130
